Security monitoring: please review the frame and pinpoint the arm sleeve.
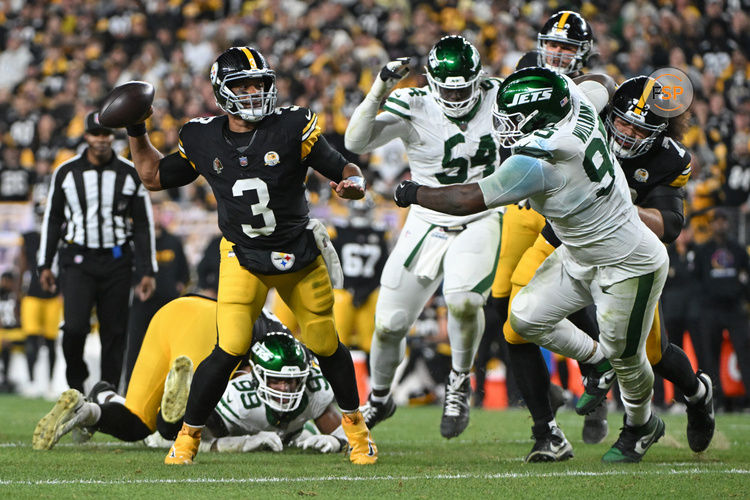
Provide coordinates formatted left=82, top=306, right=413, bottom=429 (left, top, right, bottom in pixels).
left=37, top=166, right=66, bottom=269
left=640, top=184, right=685, bottom=243
left=158, top=152, right=199, bottom=189
left=130, top=181, right=158, bottom=276
left=477, top=154, right=565, bottom=209
left=305, top=134, right=349, bottom=182
left=344, top=93, right=412, bottom=154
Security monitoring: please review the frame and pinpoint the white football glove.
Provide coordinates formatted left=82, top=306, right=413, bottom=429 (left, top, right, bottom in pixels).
left=213, top=432, right=284, bottom=453
left=300, top=434, right=343, bottom=453
left=369, top=57, right=411, bottom=100
left=143, top=432, right=172, bottom=448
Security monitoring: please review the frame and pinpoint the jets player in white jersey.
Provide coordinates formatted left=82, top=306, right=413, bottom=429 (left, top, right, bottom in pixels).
left=395, top=66, right=669, bottom=463
left=146, top=332, right=349, bottom=455
left=345, top=35, right=503, bottom=439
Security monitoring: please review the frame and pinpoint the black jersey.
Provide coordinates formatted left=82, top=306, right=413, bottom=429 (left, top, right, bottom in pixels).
left=620, top=135, right=692, bottom=206
left=331, top=223, right=388, bottom=306
left=178, top=107, right=331, bottom=274
left=22, top=231, right=57, bottom=299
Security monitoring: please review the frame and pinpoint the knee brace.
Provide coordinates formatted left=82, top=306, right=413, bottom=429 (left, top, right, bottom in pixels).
left=300, top=317, right=339, bottom=357
left=444, top=291, right=484, bottom=320
left=374, top=308, right=411, bottom=341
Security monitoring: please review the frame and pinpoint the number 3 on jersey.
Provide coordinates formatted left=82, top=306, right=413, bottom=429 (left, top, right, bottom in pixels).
left=232, top=178, right=277, bottom=237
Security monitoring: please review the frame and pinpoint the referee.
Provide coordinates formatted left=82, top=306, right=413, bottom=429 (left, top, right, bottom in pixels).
left=37, top=112, right=157, bottom=392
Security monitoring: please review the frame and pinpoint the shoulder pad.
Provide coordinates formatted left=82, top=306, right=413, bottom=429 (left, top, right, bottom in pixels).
left=480, top=77, right=503, bottom=91
left=516, top=51, right=539, bottom=70
left=383, top=87, right=425, bottom=121
left=512, top=133, right=555, bottom=161
left=658, top=137, right=692, bottom=187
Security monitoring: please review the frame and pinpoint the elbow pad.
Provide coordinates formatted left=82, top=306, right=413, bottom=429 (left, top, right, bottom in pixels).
left=660, top=209, right=684, bottom=244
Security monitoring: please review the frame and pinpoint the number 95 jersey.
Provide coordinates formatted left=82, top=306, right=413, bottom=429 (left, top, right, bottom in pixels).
left=177, top=108, right=320, bottom=257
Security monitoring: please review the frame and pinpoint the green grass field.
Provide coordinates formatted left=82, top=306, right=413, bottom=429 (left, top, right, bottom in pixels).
left=1, top=395, right=749, bottom=499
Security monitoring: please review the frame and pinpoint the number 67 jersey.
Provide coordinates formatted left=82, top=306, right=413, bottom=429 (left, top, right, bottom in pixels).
left=511, top=83, right=665, bottom=278
left=177, top=108, right=324, bottom=274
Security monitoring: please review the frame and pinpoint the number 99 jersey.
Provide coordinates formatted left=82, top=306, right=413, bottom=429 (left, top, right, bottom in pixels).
left=213, top=366, right=334, bottom=439
left=177, top=107, right=323, bottom=271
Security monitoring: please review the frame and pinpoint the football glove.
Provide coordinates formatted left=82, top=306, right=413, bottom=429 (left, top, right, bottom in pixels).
left=394, top=179, right=421, bottom=208
left=213, top=432, right=283, bottom=453
left=299, top=434, right=344, bottom=453
left=369, top=57, right=411, bottom=100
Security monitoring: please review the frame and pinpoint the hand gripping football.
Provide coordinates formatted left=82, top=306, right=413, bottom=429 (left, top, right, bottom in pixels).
left=98, top=81, right=155, bottom=128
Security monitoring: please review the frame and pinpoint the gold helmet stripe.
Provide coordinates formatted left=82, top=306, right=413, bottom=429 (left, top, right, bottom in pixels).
left=240, top=47, right=258, bottom=69
left=556, top=11, right=571, bottom=30
left=634, top=77, right=656, bottom=115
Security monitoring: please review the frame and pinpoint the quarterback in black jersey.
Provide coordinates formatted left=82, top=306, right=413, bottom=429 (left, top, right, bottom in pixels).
left=126, top=46, right=377, bottom=466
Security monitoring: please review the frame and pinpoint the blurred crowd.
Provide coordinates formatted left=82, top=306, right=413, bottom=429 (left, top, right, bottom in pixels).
left=0, top=0, right=749, bottom=406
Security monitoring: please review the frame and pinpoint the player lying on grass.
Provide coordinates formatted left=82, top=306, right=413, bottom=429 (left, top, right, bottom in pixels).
left=33, top=295, right=349, bottom=454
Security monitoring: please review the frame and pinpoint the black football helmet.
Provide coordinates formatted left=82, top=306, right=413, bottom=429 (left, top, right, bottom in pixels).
left=537, top=11, right=593, bottom=75
left=606, top=76, right=669, bottom=159
left=210, top=46, right=277, bottom=122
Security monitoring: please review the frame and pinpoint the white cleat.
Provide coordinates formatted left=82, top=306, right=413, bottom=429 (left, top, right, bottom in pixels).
left=32, top=389, right=98, bottom=450
left=161, top=356, right=194, bottom=423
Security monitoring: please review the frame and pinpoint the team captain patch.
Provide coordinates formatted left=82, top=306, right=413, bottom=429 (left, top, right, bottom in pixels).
left=271, top=252, right=295, bottom=271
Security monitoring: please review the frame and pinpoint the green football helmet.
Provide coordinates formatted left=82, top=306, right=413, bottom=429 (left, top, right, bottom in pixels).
left=425, top=35, right=483, bottom=118
left=492, top=67, right=573, bottom=147
left=251, top=332, right=309, bottom=412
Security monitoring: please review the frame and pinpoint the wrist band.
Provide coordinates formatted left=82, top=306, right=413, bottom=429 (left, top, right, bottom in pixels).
left=346, top=175, right=366, bottom=190
left=126, top=123, right=147, bottom=137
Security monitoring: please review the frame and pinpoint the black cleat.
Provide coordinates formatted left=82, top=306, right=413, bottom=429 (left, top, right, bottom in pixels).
left=440, top=370, right=471, bottom=439
left=525, top=423, right=574, bottom=463
left=360, top=393, right=396, bottom=429
left=686, top=371, right=715, bottom=452
left=602, top=413, right=665, bottom=463
left=582, top=401, right=609, bottom=444
left=549, top=383, right=571, bottom=417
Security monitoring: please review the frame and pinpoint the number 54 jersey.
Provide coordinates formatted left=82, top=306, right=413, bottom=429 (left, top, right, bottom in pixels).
left=383, top=79, right=503, bottom=227
left=178, top=108, right=322, bottom=273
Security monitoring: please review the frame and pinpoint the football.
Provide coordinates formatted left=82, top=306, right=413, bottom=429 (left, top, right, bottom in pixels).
left=97, top=81, right=155, bottom=128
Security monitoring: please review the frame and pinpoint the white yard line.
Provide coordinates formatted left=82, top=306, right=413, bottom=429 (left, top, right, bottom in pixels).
left=1, top=468, right=749, bottom=486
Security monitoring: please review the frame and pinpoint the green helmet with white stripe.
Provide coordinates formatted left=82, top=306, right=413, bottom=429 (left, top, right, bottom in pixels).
left=251, top=332, right=309, bottom=412
left=425, top=35, right=483, bottom=118
left=492, top=66, right=573, bottom=147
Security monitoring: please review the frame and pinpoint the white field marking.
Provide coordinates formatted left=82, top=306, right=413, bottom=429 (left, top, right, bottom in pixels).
left=1, top=469, right=749, bottom=486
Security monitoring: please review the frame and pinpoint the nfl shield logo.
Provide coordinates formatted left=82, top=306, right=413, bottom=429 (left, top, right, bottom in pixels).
left=239, top=156, right=248, bottom=167
left=271, top=252, right=295, bottom=271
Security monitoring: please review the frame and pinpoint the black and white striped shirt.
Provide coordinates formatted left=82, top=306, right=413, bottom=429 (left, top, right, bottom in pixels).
left=38, top=150, right=157, bottom=276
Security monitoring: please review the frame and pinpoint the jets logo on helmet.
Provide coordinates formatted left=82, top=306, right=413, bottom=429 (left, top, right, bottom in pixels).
left=251, top=332, right=310, bottom=412
left=606, top=76, right=668, bottom=159
left=508, top=87, right=553, bottom=107
left=492, top=67, right=572, bottom=147
left=537, top=11, right=593, bottom=75
left=425, top=35, right=484, bottom=118
left=211, top=46, right=277, bottom=122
